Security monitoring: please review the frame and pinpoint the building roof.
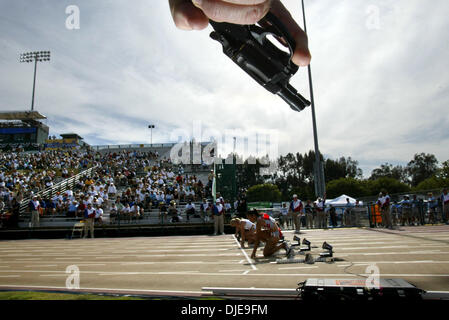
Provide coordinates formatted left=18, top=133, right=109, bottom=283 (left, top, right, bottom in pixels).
left=60, top=133, right=83, bottom=140
left=0, top=111, right=47, bottom=121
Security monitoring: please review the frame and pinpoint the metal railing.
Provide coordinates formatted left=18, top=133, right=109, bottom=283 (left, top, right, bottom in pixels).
left=19, top=165, right=99, bottom=216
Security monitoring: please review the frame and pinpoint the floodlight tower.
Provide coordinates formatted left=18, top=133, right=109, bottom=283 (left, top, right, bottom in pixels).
left=19, top=51, right=51, bottom=111
left=148, top=124, right=155, bottom=146
left=301, top=1, right=326, bottom=198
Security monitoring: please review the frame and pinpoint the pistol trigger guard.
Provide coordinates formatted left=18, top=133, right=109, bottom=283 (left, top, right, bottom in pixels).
left=258, top=12, right=297, bottom=62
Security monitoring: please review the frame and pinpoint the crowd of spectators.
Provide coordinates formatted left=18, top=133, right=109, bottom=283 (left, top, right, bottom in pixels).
left=0, top=148, right=217, bottom=228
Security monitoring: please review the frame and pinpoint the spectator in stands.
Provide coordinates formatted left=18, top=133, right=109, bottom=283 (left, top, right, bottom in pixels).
left=169, top=200, right=180, bottom=223
left=122, top=203, right=131, bottom=223
left=130, top=203, right=142, bottom=222
left=109, top=202, right=118, bottom=224
left=200, top=199, right=211, bottom=222
left=185, top=200, right=195, bottom=221
left=94, top=203, right=104, bottom=225
left=114, top=197, right=125, bottom=223
left=68, top=200, right=78, bottom=217
left=159, top=201, right=168, bottom=224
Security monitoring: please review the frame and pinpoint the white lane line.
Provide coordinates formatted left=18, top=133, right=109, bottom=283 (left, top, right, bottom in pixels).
left=334, top=252, right=449, bottom=256
left=98, top=271, right=200, bottom=276
left=24, top=265, right=58, bottom=268
left=219, top=269, right=250, bottom=273
left=5, top=260, right=243, bottom=266
left=8, top=253, right=242, bottom=258
left=232, top=235, right=257, bottom=271
left=0, top=275, right=20, bottom=278
left=278, top=266, right=319, bottom=270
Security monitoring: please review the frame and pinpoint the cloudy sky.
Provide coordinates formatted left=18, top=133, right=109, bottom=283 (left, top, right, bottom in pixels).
left=0, top=0, right=448, bottom=176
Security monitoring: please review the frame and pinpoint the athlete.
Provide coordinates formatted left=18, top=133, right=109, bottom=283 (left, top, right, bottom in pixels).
left=230, top=217, right=256, bottom=248
left=247, top=209, right=292, bottom=259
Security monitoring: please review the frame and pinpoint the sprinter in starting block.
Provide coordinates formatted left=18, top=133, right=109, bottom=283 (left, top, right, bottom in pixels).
left=247, top=209, right=294, bottom=259
left=230, top=218, right=257, bottom=248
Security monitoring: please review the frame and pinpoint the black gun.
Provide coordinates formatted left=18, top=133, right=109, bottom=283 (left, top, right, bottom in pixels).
left=209, top=12, right=310, bottom=112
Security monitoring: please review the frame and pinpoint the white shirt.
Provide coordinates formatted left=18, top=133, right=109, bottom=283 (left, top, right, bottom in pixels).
left=280, top=207, right=288, bottom=216
left=95, top=208, right=104, bottom=219
left=108, top=185, right=117, bottom=194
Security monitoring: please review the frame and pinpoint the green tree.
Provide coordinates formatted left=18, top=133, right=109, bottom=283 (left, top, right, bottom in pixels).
left=325, top=156, right=363, bottom=182
left=436, top=160, right=449, bottom=180
left=414, top=176, right=449, bottom=191
left=366, top=177, right=410, bottom=196
left=406, top=153, right=439, bottom=187
left=246, top=184, right=282, bottom=202
left=326, top=178, right=368, bottom=199
left=370, top=163, right=409, bottom=184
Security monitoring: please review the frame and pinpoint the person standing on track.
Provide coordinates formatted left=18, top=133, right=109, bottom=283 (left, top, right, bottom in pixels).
left=83, top=202, right=96, bottom=238
left=212, top=199, right=224, bottom=235
left=304, top=199, right=314, bottom=229
left=442, top=188, right=449, bottom=224
left=279, top=202, right=289, bottom=229
left=248, top=209, right=292, bottom=259
left=289, top=194, right=303, bottom=234
left=29, top=195, right=40, bottom=228
left=315, top=194, right=327, bottom=229
left=377, top=191, right=392, bottom=229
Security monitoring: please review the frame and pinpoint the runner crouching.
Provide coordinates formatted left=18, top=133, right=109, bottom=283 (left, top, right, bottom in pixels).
left=230, top=217, right=256, bottom=248
left=247, top=209, right=293, bottom=259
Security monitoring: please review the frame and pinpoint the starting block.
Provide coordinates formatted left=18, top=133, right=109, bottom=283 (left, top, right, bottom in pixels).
left=276, top=240, right=335, bottom=264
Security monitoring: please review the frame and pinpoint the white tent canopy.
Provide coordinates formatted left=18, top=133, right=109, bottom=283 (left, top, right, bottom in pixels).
left=325, top=194, right=363, bottom=206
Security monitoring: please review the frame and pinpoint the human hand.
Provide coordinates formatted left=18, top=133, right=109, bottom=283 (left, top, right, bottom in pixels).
left=168, top=0, right=311, bottom=67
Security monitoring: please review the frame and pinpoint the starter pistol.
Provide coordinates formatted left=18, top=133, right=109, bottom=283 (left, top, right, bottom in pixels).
left=209, top=12, right=311, bottom=112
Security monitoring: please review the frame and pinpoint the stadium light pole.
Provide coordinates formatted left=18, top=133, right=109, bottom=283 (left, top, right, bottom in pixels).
left=19, top=51, right=51, bottom=111
left=148, top=124, right=155, bottom=146
left=301, top=0, right=326, bottom=198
